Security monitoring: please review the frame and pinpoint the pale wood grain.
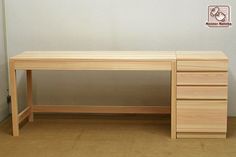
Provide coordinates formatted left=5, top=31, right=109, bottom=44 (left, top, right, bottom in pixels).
left=18, top=106, right=31, bottom=124
left=177, top=86, right=227, bottom=99
left=14, top=60, right=172, bottom=71
left=177, top=100, right=227, bottom=133
left=177, top=72, right=228, bottom=85
left=9, top=60, right=19, bottom=136
left=176, top=51, right=228, bottom=139
left=32, top=105, right=171, bottom=114
left=11, top=51, right=176, bottom=61
left=10, top=51, right=176, bottom=137
left=9, top=51, right=229, bottom=138
left=176, top=51, right=228, bottom=60
left=171, top=61, right=177, bottom=139
left=177, top=61, right=228, bottom=71
left=177, top=132, right=226, bottom=138
left=26, top=70, right=34, bottom=122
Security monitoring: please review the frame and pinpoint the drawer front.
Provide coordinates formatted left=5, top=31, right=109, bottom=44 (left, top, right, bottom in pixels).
left=177, top=100, right=227, bottom=132
left=177, top=72, right=228, bottom=85
left=177, top=61, right=228, bottom=71
left=177, top=86, right=227, bottom=99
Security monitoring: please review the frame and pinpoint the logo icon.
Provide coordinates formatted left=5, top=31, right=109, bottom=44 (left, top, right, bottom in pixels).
left=206, top=5, right=232, bottom=27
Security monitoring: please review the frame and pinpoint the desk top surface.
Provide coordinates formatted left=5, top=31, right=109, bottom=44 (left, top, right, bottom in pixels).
left=11, top=51, right=227, bottom=61
left=11, top=51, right=176, bottom=61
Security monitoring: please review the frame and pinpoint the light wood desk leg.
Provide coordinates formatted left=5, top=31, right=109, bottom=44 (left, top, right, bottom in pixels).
left=10, top=61, right=19, bottom=136
left=171, top=61, right=177, bottom=139
left=27, top=70, right=34, bottom=122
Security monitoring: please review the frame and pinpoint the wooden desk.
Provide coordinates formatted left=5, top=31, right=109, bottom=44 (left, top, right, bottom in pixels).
left=9, top=51, right=228, bottom=139
left=9, top=51, right=177, bottom=138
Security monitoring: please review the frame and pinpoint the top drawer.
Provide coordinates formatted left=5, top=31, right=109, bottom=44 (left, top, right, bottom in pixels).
left=177, top=61, right=228, bottom=71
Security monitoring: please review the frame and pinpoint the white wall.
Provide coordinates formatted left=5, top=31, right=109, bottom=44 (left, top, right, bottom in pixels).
left=0, top=0, right=8, bottom=121
left=4, top=0, right=236, bottom=115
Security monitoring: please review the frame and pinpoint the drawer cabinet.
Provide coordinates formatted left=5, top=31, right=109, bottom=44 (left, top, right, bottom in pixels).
left=176, top=51, right=228, bottom=138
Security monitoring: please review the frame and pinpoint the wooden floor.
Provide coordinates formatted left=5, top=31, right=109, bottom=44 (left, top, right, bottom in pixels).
left=0, top=114, right=236, bottom=157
